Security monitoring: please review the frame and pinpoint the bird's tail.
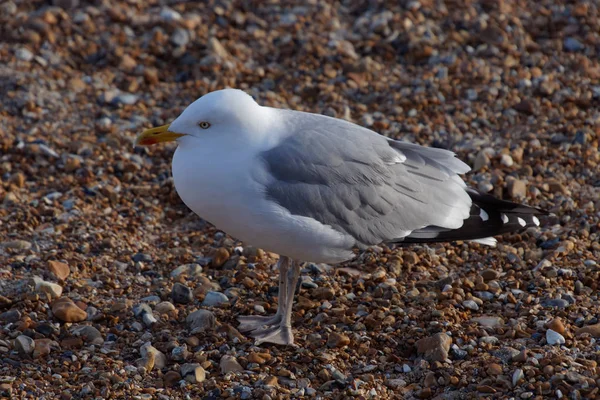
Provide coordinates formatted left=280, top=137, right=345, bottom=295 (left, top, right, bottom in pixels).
left=398, top=189, right=548, bottom=246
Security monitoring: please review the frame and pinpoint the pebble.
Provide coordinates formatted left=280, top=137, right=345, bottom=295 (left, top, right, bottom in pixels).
left=32, top=338, right=55, bottom=358
left=547, top=317, right=565, bottom=334
left=220, top=355, right=243, bottom=374
left=34, top=278, right=63, bottom=300
left=202, top=291, right=229, bottom=307
left=163, top=371, right=182, bottom=387
left=471, top=316, right=504, bottom=328
left=385, top=378, right=407, bottom=389
left=159, top=7, right=181, bottom=22
left=133, top=303, right=152, bottom=317
left=155, top=301, right=176, bottom=314
left=47, top=261, right=70, bottom=281
left=171, top=28, right=190, bottom=47
left=51, top=298, right=87, bottom=322
left=575, top=324, right=600, bottom=337
left=1, top=240, right=32, bottom=250
left=140, top=344, right=167, bottom=369
left=462, top=300, right=479, bottom=311
left=71, top=325, right=104, bottom=345
left=15, top=48, right=34, bottom=62
left=172, top=283, right=193, bottom=304
left=181, top=363, right=206, bottom=383
left=186, top=309, right=216, bottom=332
left=211, top=247, right=230, bottom=268
left=327, top=332, right=350, bottom=348
left=14, top=335, right=35, bottom=357
left=564, top=37, right=585, bottom=52
left=416, top=332, right=451, bottom=362
left=507, top=179, right=527, bottom=199
left=512, top=368, right=524, bottom=387
left=170, top=263, right=203, bottom=278
left=546, top=329, right=565, bottom=345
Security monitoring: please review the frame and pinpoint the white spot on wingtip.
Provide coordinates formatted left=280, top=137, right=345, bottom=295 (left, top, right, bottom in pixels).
left=501, top=213, right=509, bottom=224
left=517, top=217, right=526, bottom=227
left=532, top=216, right=540, bottom=226
left=479, top=208, right=489, bottom=221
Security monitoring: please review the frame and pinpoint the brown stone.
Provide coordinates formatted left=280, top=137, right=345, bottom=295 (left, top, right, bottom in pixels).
left=487, top=363, right=503, bottom=375
left=48, top=260, right=70, bottom=281
left=211, top=247, right=230, bottom=268
left=547, top=318, right=566, bottom=335
left=416, top=332, right=452, bottom=362
left=163, top=371, right=181, bottom=387
left=327, top=332, right=350, bottom=348
left=52, top=298, right=87, bottom=322
left=576, top=324, right=600, bottom=337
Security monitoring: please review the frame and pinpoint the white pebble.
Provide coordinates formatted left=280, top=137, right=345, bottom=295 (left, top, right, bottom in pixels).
left=546, top=329, right=565, bottom=345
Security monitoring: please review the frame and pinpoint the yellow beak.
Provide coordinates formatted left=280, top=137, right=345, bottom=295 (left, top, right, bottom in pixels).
left=135, top=124, right=185, bottom=146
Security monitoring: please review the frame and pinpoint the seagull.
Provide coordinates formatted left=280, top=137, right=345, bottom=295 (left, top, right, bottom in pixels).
left=135, top=89, right=546, bottom=346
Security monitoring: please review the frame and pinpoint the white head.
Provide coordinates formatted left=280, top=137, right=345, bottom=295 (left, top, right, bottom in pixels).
left=135, top=89, right=271, bottom=149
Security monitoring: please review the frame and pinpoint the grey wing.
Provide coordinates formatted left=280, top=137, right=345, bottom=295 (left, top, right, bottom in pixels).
left=260, top=112, right=472, bottom=247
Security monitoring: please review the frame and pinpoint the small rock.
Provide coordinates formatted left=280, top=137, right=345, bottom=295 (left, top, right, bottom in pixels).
left=507, top=179, right=527, bottom=199
left=220, top=355, right=243, bottom=374
left=473, top=151, right=490, bottom=171
left=170, top=264, right=203, bottom=278
left=542, top=298, right=569, bottom=308
left=512, top=368, right=524, bottom=387
left=71, top=325, right=104, bottom=345
left=32, top=338, right=56, bottom=358
left=471, top=316, right=504, bottom=328
left=514, top=99, right=535, bottom=115
left=211, top=247, right=230, bottom=268
left=208, top=37, right=230, bottom=59
left=481, top=269, right=499, bottom=281
left=564, top=37, right=585, bottom=52
left=1, top=240, right=32, bottom=250
left=14, top=335, right=35, bottom=357
left=312, top=287, right=335, bottom=300
left=186, top=309, right=216, bottom=332
left=487, top=363, right=503, bottom=375
left=133, top=303, right=152, bottom=317
left=247, top=352, right=268, bottom=364
left=34, top=278, right=63, bottom=300
left=547, top=318, right=565, bottom=335
left=172, top=283, right=193, bottom=304
left=181, top=363, right=206, bottom=383
left=416, top=332, right=452, bottom=362
left=0, top=310, right=21, bottom=323
left=48, top=261, right=70, bottom=281
left=171, top=345, right=190, bottom=362
left=171, top=28, right=190, bottom=47
left=155, top=301, right=176, bottom=314
left=140, top=344, right=167, bottom=369
left=546, top=329, right=565, bottom=345
left=163, top=371, right=182, bottom=387
left=15, top=48, right=34, bottom=62
left=462, top=300, right=479, bottom=311
left=385, top=378, right=407, bottom=389
left=576, top=324, right=600, bottom=337
left=202, top=291, right=229, bottom=307
left=327, top=332, right=350, bottom=348
left=500, top=154, right=514, bottom=167
left=52, top=298, right=87, bottom=322
left=52, top=0, right=79, bottom=8
left=159, top=7, right=181, bottom=22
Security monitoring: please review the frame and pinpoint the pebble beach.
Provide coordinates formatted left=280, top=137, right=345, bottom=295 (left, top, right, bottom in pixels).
left=1, top=0, right=599, bottom=399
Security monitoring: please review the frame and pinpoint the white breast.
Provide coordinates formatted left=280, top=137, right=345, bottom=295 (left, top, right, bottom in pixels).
left=171, top=145, right=355, bottom=264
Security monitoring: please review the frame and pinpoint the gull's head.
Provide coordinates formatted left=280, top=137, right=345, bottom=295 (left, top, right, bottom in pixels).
left=135, top=89, right=266, bottom=147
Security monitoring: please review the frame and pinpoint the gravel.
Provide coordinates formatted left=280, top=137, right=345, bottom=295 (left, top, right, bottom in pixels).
left=0, top=0, right=598, bottom=398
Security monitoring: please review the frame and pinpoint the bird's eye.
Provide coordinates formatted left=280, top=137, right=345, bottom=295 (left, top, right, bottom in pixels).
left=199, top=121, right=211, bottom=129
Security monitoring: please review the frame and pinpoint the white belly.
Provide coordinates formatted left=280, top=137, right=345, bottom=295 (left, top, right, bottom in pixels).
left=172, top=145, right=355, bottom=263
